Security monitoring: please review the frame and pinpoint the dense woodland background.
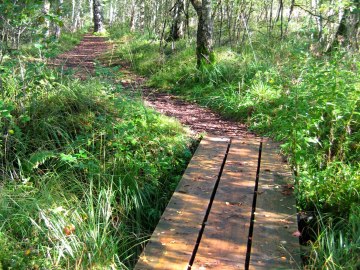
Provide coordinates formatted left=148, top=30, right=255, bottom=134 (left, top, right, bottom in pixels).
left=0, top=0, right=359, bottom=269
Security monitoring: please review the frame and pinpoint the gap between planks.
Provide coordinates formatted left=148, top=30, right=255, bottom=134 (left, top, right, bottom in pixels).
left=135, top=136, right=300, bottom=270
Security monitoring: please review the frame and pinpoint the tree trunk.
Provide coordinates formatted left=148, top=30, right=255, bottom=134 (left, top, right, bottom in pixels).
left=284, top=0, right=295, bottom=36
left=190, top=0, right=215, bottom=68
left=43, top=0, right=51, bottom=38
left=168, top=0, right=185, bottom=41
left=109, top=0, right=117, bottom=26
left=72, top=0, right=76, bottom=28
left=89, top=0, right=94, bottom=19
left=55, top=0, right=64, bottom=39
left=93, top=0, right=105, bottom=33
left=76, top=0, right=83, bottom=29
left=218, top=3, right=223, bottom=45
left=325, top=7, right=348, bottom=52
left=130, top=0, right=137, bottom=32
left=137, top=0, right=145, bottom=33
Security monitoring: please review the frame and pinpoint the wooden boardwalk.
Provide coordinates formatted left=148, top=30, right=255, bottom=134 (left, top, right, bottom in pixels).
left=135, top=136, right=300, bottom=270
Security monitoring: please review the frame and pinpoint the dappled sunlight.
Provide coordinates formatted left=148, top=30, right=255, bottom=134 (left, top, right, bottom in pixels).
left=136, top=138, right=300, bottom=269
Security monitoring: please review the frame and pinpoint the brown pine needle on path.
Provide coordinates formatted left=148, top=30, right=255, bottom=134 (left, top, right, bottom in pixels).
left=51, top=34, right=112, bottom=78
left=53, top=34, right=258, bottom=140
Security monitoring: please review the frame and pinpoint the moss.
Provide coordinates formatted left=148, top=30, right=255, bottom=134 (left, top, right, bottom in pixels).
left=196, top=44, right=216, bottom=68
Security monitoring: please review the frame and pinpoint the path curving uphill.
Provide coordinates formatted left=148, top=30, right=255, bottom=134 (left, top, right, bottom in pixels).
left=51, top=34, right=112, bottom=78
left=53, top=34, right=257, bottom=139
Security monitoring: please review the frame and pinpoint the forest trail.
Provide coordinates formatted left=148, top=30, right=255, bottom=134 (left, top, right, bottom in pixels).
left=54, top=34, right=257, bottom=139
left=51, top=33, right=112, bottom=78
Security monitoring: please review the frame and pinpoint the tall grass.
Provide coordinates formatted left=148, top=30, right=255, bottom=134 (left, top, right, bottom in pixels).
left=0, top=57, right=193, bottom=268
left=20, top=30, right=87, bottom=59
left=306, top=205, right=360, bottom=269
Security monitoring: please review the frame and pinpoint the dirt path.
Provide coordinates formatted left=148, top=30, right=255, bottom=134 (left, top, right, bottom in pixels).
left=119, top=67, right=257, bottom=139
left=54, top=35, right=257, bottom=139
left=52, top=34, right=112, bottom=78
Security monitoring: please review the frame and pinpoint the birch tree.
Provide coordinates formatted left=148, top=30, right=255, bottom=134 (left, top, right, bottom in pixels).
left=93, top=0, right=105, bottom=32
left=190, top=0, right=214, bottom=67
left=138, top=0, right=145, bottom=32
left=55, top=0, right=64, bottom=39
left=168, top=0, right=185, bottom=41
left=43, top=0, right=51, bottom=38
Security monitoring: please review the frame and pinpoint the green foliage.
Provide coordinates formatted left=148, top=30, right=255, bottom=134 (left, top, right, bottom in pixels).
left=110, top=32, right=359, bottom=214
left=44, top=31, right=86, bottom=58
left=108, top=29, right=359, bottom=269
left=0, top=59, right=193, bottom=269
left=20, top=30, right=85, bottom=58
left=306, top=205, right=360, bottom=269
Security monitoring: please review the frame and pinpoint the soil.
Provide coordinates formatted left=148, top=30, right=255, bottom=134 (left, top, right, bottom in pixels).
left=51, top=34, right=112, bottom=78
left=53, top=34, right=258, bottom=140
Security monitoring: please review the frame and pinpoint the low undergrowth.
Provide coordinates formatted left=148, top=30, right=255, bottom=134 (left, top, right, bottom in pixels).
left=108, top=30, right=360, bottom=269
left=21, top=30, right=86, bottom=59
left=0, top=57, right=193, bottom=268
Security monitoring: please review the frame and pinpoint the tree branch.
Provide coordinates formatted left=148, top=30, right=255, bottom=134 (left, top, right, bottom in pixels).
left=293, top=4, right=335, bottom=22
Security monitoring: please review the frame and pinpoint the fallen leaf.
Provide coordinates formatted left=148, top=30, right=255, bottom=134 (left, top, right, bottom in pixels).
left=285, top=184, right=294, bottom=189
left=63, top=224, right=75, bottom=236
left=225, top=201, right=243, bottom=206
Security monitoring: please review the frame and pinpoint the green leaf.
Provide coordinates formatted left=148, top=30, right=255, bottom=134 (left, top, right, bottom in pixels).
left=28, top=151, right=56, bottom=170
left=60, top=153, right=77, bottom=163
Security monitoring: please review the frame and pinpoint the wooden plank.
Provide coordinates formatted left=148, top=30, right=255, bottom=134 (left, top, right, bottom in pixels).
left=135, top=136, right=230, bottom=270
left=192, top=139, right=260, bottom=270
left=249, top=140, right=301, bottom=269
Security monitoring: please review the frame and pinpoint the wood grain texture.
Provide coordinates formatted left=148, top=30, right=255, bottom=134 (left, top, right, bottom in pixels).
left=249, top=140, right=300, bottom=269
left=192, top=139, right=260, bottom=270
left=135, top=136, right=230, bottom=270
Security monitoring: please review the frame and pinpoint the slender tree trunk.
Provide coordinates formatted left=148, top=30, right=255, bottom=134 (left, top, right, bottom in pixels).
left=72, top=0, right=76, bottom=28
left=138, top=0, right=145, bottom=32
left=190, top=0, right=215, bottom=67
left=130, top=0, right=137, bottom=32
left=218, top=3, right=223, bottom=45
left=184, top=0, right=191, bottom=39
left=78, top=0, right=84, bottom=29
left=169, top=0, right=185, bottom=41
left=311, top=0, right=323, bottom=40
left=89, top=0, right=94, bottom=19
left=284, top=0, right=295, bottom=36
left=74, top=0, right=83, bottom=31
left=225, top=0, right=233, bottom=43
left=275, top=0, right=284, bottom=38
left=150, top=0, right=158, bottom=34
left=43, top=0, right=51, bottom=38
left=269, top=0, right=274, bottom=34
left=55, top=0, right=64, bottom=39
left=93, top=0, right=105, bottom=33
left=109, top=0, right=118, bottom=26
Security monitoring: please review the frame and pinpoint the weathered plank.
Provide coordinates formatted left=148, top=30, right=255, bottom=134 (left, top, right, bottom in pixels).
left=249, top=140, right=300, bottom=269
left=135, top=136, right=230, bottom=270
left=192, top=139, right=260, bottom=270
